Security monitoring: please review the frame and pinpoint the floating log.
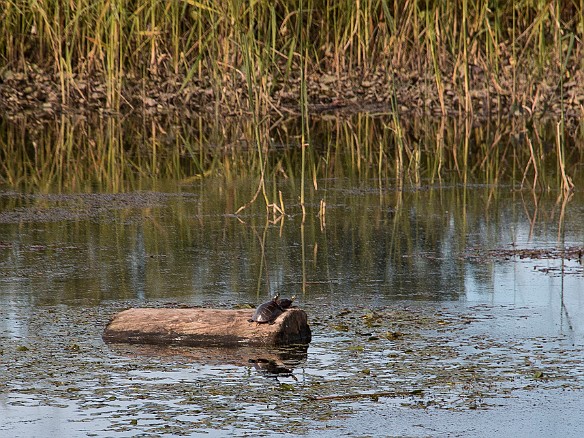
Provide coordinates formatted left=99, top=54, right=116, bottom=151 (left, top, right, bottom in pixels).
left=102, top=307, right=311, bottom=347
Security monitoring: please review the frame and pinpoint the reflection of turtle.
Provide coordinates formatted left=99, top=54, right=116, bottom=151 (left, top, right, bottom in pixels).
left=249, top=358, right=297, bottom=380
left=249, top=293, right=284, bottom=323
left=277, top=296, right=296, bottom=309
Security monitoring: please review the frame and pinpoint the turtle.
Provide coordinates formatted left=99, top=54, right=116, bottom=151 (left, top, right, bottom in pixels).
left=249, top=293, right=284, bottom=323
left=277, top=295, right=296, bottom=309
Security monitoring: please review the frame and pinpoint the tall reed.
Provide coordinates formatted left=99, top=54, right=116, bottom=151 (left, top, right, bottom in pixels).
left=2, top=1, right=583, bottom=114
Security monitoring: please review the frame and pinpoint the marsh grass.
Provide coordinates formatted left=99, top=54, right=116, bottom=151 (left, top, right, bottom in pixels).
left=1, top=1, right=583, bottom=112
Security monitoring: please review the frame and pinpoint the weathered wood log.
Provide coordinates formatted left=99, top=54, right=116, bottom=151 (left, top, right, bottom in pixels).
left=102, top=307, right=311, bottom=347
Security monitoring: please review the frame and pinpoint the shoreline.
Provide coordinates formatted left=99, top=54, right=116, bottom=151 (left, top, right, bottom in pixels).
left=2, top=63, right=583, bottom=122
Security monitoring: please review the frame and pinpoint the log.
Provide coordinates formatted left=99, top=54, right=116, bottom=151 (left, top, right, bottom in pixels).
left=102, top=307, right=311, bottom=347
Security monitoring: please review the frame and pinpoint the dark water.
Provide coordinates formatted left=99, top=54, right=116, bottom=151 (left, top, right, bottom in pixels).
left=1, top=115, right=584, bottom=436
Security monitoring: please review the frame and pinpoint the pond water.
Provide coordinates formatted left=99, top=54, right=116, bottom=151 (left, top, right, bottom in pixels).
left=1, top=115, right=584, bottom=437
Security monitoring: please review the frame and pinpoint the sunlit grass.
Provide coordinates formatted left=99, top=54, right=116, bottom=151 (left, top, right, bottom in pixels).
left=1, top=1, right=582, bottom=112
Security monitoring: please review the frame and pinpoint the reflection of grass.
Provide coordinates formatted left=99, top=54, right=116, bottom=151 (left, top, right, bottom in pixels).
left=1, top=175, right=582, bottom=311
left=1, top=115, right=582, bottom=195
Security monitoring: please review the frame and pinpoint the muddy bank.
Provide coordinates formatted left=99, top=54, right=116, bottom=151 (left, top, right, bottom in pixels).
left=0, top=191, right=196, bottom=224
left=2, top=63, right=584, bottom=122
left=463, top=246, right=584, bottom=277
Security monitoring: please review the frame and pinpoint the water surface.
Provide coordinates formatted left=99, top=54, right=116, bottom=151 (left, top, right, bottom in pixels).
left=1, top=115, right=584, bottom=437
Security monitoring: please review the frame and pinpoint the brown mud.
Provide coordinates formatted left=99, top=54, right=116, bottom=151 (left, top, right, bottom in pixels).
left=0, top=191, right=195, bottom=224
left=463, top=245, right=584, bottom=277
left=2, top=62, right=584, bottom=121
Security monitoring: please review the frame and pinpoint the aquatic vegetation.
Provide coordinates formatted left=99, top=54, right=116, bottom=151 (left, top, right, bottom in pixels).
left=2, top=301, right=584, bottom=435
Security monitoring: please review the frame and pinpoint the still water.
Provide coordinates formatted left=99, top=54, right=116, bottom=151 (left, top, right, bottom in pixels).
left=1, top=115, right=584, bottom=437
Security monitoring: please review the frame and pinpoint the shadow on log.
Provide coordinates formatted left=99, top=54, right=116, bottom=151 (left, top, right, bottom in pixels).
left=102, top=307, right=311, bottom=347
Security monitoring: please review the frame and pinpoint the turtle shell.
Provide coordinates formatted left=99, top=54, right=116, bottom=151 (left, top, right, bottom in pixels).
left=249, top=294, right=284, bottom=323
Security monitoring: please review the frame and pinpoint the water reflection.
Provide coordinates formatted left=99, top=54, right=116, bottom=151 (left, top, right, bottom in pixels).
left=1, top=114, right=583, bottom=192
left=0, top=183, right=582, bottom=307
left=107, top=343, right=308, bottom=377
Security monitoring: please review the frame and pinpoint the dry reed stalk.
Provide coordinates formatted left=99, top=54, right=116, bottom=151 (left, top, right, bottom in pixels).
left=555, top=121, right=574, bottom=196
left=318, top=198, right=326, bottom=231
left=555, top=189, right=573, bottom=243
left=522, top=136, right=539, bottom=192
